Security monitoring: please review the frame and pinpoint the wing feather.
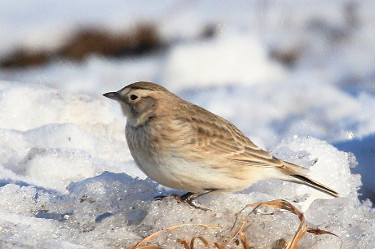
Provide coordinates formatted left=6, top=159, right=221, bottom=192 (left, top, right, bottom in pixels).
left=174, top=104, right=285, bottom=169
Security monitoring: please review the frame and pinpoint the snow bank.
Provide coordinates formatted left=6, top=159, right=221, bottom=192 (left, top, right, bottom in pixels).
left=163, top=35, right=286, bottom=90
left=0, top=82, right=145, bottom=193
left=0, top=83, right=374, bottom=248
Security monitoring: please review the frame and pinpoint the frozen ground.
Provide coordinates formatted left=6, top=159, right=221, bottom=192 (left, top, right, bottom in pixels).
left=0, top=0, right=375, bottom=248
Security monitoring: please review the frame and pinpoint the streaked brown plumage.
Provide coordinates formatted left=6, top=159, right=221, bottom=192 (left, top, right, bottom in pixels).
left=104, top=81, right=338, bottom=205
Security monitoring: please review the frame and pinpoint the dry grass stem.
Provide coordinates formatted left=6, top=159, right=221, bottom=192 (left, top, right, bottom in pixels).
left=127, top=199, right=341, bottom=249
left=127, top=224, right=221, bottom=249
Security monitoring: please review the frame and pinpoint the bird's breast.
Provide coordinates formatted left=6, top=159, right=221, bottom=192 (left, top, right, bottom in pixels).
left=125, top=122, right=171, bottom=175
left=125, top=121, right=206, bottom=191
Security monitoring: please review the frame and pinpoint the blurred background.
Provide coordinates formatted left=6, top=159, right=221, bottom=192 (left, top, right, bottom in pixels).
left=1, top=0, right=374, bottom=200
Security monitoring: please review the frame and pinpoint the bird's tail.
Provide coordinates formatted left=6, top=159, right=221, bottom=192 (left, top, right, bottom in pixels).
left=279, top=161, right=339, bottom=198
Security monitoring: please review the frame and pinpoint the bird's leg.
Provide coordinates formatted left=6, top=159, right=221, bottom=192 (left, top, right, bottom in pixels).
left=179, top=192, right=199, bottom=201
left=179, top=190, right=215, bottom=211
left=154, top=190, right=215, bottom=211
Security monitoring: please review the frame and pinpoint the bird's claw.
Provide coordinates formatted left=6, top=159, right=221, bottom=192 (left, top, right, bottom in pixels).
left=153, top=193, right=210, bottom=211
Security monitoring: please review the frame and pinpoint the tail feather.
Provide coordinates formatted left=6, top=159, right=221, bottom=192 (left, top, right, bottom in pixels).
left=291, top=174, right=339, bottom=197
left=279, top=163, right=339, bottom=198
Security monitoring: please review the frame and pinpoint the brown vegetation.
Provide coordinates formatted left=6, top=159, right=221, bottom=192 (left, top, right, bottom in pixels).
left=0, top=24, right=161, bottom=68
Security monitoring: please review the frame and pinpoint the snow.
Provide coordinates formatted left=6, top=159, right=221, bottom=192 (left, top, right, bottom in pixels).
left=335, top=133, right=375, bottom=201
left=1, top=0, right=375, bottom=248
left=163, top=34, right=286, bottom=90
left=0, top=133, right=371, bottom=248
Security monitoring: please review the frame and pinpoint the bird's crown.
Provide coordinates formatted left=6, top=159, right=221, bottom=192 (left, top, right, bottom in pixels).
left=125, top=81, right=168, bottom=92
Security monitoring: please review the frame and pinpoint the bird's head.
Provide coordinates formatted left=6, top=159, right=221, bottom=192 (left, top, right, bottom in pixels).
left=104, top=81, right=172, bottom=127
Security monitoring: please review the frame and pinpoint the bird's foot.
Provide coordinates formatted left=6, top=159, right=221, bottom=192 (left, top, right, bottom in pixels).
left=178, top=192, right=210, bottom=211
left=153, top=192, right=210, bottom=211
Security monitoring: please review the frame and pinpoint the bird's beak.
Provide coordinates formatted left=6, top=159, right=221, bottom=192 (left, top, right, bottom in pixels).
left=103, top=92, right=120, bottom=101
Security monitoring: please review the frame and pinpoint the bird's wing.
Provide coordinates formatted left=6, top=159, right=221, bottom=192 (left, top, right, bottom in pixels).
left=175, top=103, right=308, bottom=173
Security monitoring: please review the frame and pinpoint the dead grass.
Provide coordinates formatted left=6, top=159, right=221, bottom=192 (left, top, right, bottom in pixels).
left=0, top=49, right=50, bottom=68
left=0, top=24, right=161, bottom=68
left=127, top=199, right=341, bottom=249
left=58, top=24, right=161, bottom=60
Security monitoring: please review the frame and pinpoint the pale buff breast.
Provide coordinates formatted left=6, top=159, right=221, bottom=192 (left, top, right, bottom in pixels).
left=125, top=123, right=182, bottom=188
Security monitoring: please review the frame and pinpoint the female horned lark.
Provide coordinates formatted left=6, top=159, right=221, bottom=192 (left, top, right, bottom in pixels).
left=104, top=82, right=338, bottom=207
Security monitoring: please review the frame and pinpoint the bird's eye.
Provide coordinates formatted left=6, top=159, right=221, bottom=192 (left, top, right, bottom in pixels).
left=130, top=94, right=138, bottom=101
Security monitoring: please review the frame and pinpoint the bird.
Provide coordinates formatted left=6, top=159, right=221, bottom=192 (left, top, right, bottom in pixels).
left=103, top=82, right=338, bottom=208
